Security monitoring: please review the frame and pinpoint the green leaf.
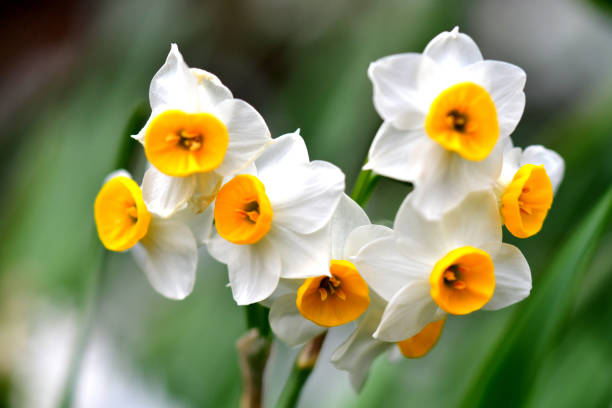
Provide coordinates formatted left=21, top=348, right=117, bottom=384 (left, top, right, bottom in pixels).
left=460, top=184, right=612, bottom=407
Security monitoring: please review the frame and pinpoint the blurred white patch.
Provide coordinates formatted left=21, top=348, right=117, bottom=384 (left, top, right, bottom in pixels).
left=13, top=305, right=187, bottom=408
left=471, top=0, right=612, bottom=105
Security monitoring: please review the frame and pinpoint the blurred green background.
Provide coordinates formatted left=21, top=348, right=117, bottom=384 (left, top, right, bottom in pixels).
left=1, top=0, right=611, bottom=407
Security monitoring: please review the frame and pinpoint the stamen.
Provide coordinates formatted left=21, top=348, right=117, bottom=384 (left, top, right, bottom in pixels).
left=446, top=110, right=468, bottom=133
left=443, top=270, right=457, bottom=282
left=318, top=288, right=328, bottom=301
left=453, top=280, right=467, bottom=290
left=126, top=205, right=138, bottom=221
left=165, top=133, right=180, bottom=143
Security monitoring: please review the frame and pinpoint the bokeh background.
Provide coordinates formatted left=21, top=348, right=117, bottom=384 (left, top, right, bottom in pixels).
left=1, top=0, right=611, bottom=407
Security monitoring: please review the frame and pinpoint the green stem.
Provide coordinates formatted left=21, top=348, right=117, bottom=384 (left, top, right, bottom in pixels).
left=274, top=332, right=327, bottom=408
left=350, top=169, right=380, bottom=209
left=273, top=167, right=381, bottom=408
left=58, top=103, right=149, bottom=408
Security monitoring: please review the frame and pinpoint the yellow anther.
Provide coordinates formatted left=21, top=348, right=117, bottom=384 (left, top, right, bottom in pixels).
left=453, top=280, right=467, bottom=290
left=126, top=205, right=138, bottom=220
left=443, top=270, right=457, bottom=282
left=318, top=288, right=328, bottom=301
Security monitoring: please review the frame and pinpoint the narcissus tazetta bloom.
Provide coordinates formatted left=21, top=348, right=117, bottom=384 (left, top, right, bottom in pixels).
left=207, top=131, right=345, bottom=305
left=94, top=171, right=198, bottom=299
left=365, top=27, right=526, bottom=219
left=496, top=140, right=565, bottom=238
left=268, top=194, right=372, bottom=346
left=331, top=224, right=445, bottom=391
left=353, top=191, right=531, bottom=342
left=134, top=44, right=271, bottom=217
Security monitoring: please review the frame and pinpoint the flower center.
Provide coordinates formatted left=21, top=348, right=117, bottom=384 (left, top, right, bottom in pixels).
left=397, top=317, right=446, bottom=358
left=501, top=164, right=553, bottom=238
left=296, top=260, right=370, bottom=327
left=429, top=246, right=495, bottom=315
left=425, top=82, right=499, bottom=161
left=94, top=176, right=151, bottom=252
left=144, top=110, right=229, bottom=177
left=213, top=175, right=273, bottom=245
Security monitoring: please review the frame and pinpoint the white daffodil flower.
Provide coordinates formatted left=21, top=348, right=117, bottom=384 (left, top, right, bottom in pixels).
left=353, top=191, right=531, bottom=342
left=365, top=27, right=526, bottom=219
left=134, top=44, right=271, bottom=218
left=94, top=170, right=198, bottom=300
left=495, top=139, right=565, bottom=238
left=331, top=228, right=445, bottom=391
left=207, top=131, right=345, bottom=305
left=268, top=194, right=375, bottom=346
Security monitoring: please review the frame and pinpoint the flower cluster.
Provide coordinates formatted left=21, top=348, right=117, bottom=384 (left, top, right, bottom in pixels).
left=94, top=28, right=564, bottom=390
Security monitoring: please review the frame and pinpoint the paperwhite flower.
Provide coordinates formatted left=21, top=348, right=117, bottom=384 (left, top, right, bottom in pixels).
left=353, top=191, right=531, bottom=342
left=207, top=131, right=345, bottom=305
left=495, top=140, right=565, bottom=238
left=330, top=228, right=445, bottom=391
left=134, top=44, right=271, bottom=218
left=365, top=27, right=526, bottom=219
left=94, top=171, right=198, bottom=299
left=268, top=194, right=373, bottom=346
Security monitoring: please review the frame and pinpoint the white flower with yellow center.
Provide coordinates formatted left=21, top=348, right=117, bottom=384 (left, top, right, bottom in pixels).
left=365, top=27, right=526, bottom=219
left=207, top=131, right=345, bottom=305
left=353, top=191, right=531, bottom=342
left=133, top=44, right=271, bottom=218
left=496, top=140, right=564, bottom=238
left=94, top=171, right=198, bottom=300
left=267, top=194, right=373, bottom=346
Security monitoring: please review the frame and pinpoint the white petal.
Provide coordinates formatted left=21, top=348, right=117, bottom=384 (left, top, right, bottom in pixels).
left=484, top=243, right=531, bottom=310
left=373, top=281, right=441, bottom=342
left=267, top=225, right=331, bottom=279
left=423, top=27, right=483, bottom=69
left=439, top=190, right=503, bottom=253
left=463, top=60, right=526, bottom=137
left=172, top=205, right=214, bottom=246
left=329, top=194, right=370, bottom=259
left=190, top=171, right=223, bottom=212
left=103, top=169, right=132, bottom=183
left=256, top=131, right=310, bottom=176
left=214, top=98, right=272, bottom=176
left=367, top=53, right=435, bottom=128
left=149, top=44, right=199, bottom=112
left=206, top=231, right=238, bottom=264
left=521, top=145, right=565, bottom=193
left=353, top=234, right=429, bottom=300
left=264, top=161, right=345, bottom=235
left=331, top=294, right=391, bottom=391
left=132, top=217, right=197, bottom=300
left=364, top=122, right=434, bottom=183
left=141, top=167, right=195, bottom=218
left=497, top=139, right=522, bottom=189
left=269, top=294, right=326, bottom=346
left=190, top=67, right=233, bottom=111
left=227, top=238, right=282, bottom=305
left=410, top=139, right=503, bottom=219
left=393, top=194, right=449, bottom=262
left=260, top=278, right=302, bottom=307
left=343, top=224, right=393, bottom=259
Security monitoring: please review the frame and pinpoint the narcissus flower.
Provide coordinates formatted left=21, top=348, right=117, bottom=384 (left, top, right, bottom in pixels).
left=268, top=194, right=373, bottom=346
left=365, top=27, right=526, bottom=219
left=134, top=44, right=271, bottom=217
left=496, top=140, right=565, bottom=238
left=94, top=171, right=198, bottom=299
left=353, top=191, right=531, bottom=342
left=207, top=131, right=345, bottom=305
